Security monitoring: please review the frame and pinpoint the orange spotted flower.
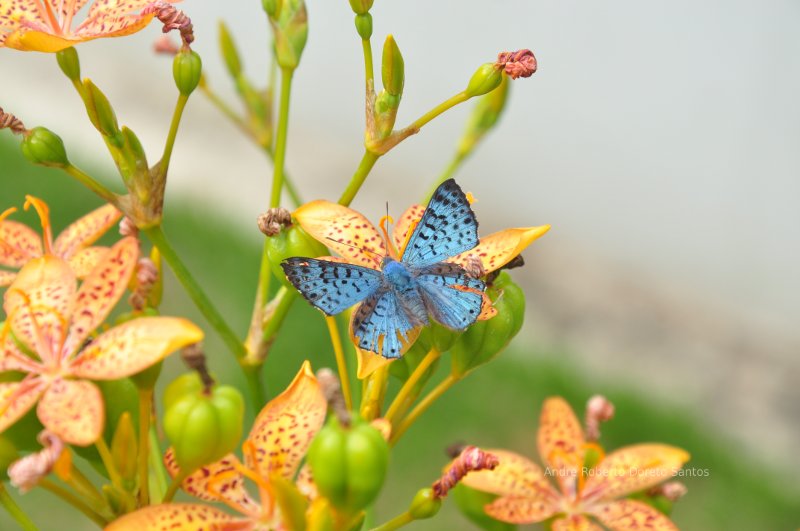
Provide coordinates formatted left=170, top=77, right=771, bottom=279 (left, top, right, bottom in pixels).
left=0, top=196, right=122, bottom=287
left=0, top=0, right=175, bottom=52
left=0, top=236, right=203, bottom=446
left=107, top=361, right=327, bottom=530
left=458, top=397, right=690, bottom=530
left=290, top=187, right=549, bottom=361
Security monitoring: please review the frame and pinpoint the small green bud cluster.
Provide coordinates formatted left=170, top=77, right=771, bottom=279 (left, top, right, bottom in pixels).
left=264, top=0, right=309, bottom=70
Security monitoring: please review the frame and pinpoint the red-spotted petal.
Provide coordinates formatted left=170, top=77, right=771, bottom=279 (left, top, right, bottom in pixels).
left=581, top=444, right=690, bottom=503
left=61, top=236, right=138, bottom=358
left=105, top=503, right=251, bottom=531
left=70, top=317, right=203, bottom=379
left=246, top=361, right=327, bottom=479
left=0, top=332, right=40, bottom=372
left=295, top=463, right=317, bottom=500
left=537, top=397, right=585, bottom=498
left=53, top=203, right=121, bottom=259
left=67, top=247, right=110, bottom=278
left=484, top=495, right=559, bottom=525
left=0, top=380, right=46, bottom=434
left=392, top=203, right=426, bottom=256
left=0, top=270, right=17, bottom=286
left=461, top=448, right=558, bottom=499
left=4, top=256, right=76, bottom=359
left=293, top=200, right=385, bottom=268
left=589, top=499, right=679, bottom=531
left=37, top=378, right=103, bottom=446
left=0, top=1, right=49, bottom=39
left=450, top=226, right=550, bottom=274
left=0, top=219, right=42, bottom=267
left=164, top=448, right=259, bottom=515
left=551, top=515, right=604, bottom=531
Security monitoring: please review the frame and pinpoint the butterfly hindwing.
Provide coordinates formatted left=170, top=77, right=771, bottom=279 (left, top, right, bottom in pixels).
left=401, top=179, right=479, bottom=267
left=415, top=262, right=485, bottom=331
left=352, top=287, right=423, bottom=359
left=281, top=257, right=383, bottom=316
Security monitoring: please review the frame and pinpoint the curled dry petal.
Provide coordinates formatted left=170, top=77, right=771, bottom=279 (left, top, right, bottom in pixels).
left=496, top=49, right=538, bottom=79
left=433, top=446, right=500, bottom=498
left=585, top=394, right=615, bottom=442
left=8, top=431, right=64, bottom=493
left=36, top=378, right=104, bottom=446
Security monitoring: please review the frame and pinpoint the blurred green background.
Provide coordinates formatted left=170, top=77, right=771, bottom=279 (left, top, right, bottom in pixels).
left=1, top=137, right=798, bottom=529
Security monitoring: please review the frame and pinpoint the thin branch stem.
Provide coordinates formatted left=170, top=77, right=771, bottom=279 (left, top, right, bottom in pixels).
left=260, top=287, right=296, bottom=346
left=384, top=348, right=440, bottom=424
left=269, top=67, right=294, bottom=208
left=326, top=316, right=352, bottom=411
left=370, top=511, right=414, bottom=531
left=94, top=437, right=123, bottom=492
left=199, top=82, right=250, bottom=136
left=62, top=164, right=120, bottom=206
left=359, top=364, right=389, bottom=421
left=0, top=483, right=38, bottom=531
left=39, top=479, right=109, bottom=528
left=148, top=427, right=168, bottom=502
left=159, top=94, right=190, bottom=176
left=137, top=388, right=153, bottom=506
left=407, top=91, right=471, bottom=132
left=162, top=469, right=190, bottom=503
left=390, top=374, right=459, bottom=445
left=338, top=150, right=381, bottom=206
left=362, top=38, right=374, bottom=88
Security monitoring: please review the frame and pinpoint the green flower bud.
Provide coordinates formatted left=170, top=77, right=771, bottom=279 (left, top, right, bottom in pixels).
left=173, top=50, right=203, bottom=96
left=271, top=0, right=308, bottom=70
left=349, top=0, right=374, bottom=14
left=163, top=380, right=245, bottom=471
left=84, top=80, right=121, bottom=141
left=450, top=272, right=525, bottom=378
left=374, top=90, right=400, bottom=139
left=0, top=436, right=19, bottom=482
left=465, top=63, right=503, bottom=98
left=121, top=126, right=149, bottom=176
left=263, top=0, right=279, bottom=17
left=307, top=416, right=389, bottom=514
left=458, top=74, right=510, bottom=156
left=218, top=21, right=242, bottom=79
left=452, top=484, right=516, bottom=531
left=381, top=35, right=404, bottom=97
left=408, top=488, right=442, bottom=519
left=20, top=127, right=69, bottom=168
left=111, top=412, right=138, bottom=485
left=354, top=13, right=372, bottom=40
left=56, top=47, right=80, bottom=81
left=265, top=221, right=327, bottom=288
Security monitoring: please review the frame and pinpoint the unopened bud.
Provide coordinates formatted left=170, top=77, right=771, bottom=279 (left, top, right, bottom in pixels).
left=84, top=80, right=121, bottom=140
left=349, top=0, right=374, bottom=14
left=495, top=49, right=537, bottom=79
left=650, top=481, right=688, bottom=502
left=21, top=127, right=69, bottom=168
left=381, top=35, right=404, bottom=97
left=354, top=13, right=372, bottom=40
left=408, top=488, right=442, bottom=519
left=585, top=395, right=615, bottom=441
left=218, top=21, right=242, bottom=78
left=173, top=50, right=203, bottom=96
left=263, top=0, right=279, bottom=17
left=119, top=216, right=139, bottom=237
left=56, top=47, right=80, bottom=81
left=111, top=413, right=138, bottom=483
left=271, top=0, right=308, bottom=70
left=465, top=63, right=503, bottom=98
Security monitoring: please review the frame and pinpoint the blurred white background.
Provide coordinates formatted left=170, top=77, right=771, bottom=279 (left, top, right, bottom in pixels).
left=2, top=0, right=798, bottom=474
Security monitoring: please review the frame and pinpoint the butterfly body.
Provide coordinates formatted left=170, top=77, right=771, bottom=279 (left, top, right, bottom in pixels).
left=282, top=179, right=486, bottom=359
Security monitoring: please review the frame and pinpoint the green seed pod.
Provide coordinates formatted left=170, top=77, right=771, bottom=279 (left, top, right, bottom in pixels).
left=56, top=47, right=80, bottom=81
left=83, top=80, right=121, bottom=140
left=20, top=127, right=68, bottom=168
left=381, top=35, right=404, bottom=98
left=218, top=21, right=242, bottom=79
left=173, top=50, right=203, bottom=96
left=266, top=223, right=327, bottom=288
left=354, top=13, right=372, bottom=40
left=450, top=272, right=525, bottom=378
left=408, top=488, right=442, bottom=519
left=452, top=484, right=516, bottom=531
left=458, top=74, right=510, bottom=157
left=465, top=63, right=503, bottom=98
left=163, top=382, right=244, bottom=472
left=349, top=0, right=374, bottom=15
left=307, top=416, right=389, bottom=514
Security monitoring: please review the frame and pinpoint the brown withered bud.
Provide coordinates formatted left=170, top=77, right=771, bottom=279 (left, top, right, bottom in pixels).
left=129, top=257, right=159, bottom=311
left=0, top=107, right=28, bottom=135
left=648, top=481, right=688, bottom=502
left=181, top=343, right=215, bottom=393
left=257, top=207, right=293, bottom=236
left=119, top=216, right=139, bottom=237
left=585, top=394, right=615, bottom=441
left=495, top=49, right=538, bottom=79
left=153, top=34, right=181, bottom=56
left=8, top=431, right=64, bottom=493
left=142, top=1, right=195, bottom=47
left=432, top=446, right=499, bottom=499
left=317, top=368, right=351, bottom=427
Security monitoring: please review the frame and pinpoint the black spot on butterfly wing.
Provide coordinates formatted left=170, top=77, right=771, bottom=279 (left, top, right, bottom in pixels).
left=281, top=257, right=382, bottom=315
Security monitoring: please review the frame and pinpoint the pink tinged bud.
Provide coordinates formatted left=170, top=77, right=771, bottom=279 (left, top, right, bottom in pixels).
left=8, top=431, right=64, bottom=493
left=130, top=257, right=159, bottom=311
left=651, top=481, right=688, bottom=502
left=153, top=35, right=180, bottom=56
left=585, top=394, right=615, bottom=441
left=433, top=446, right=500, bottom=499
left=495, top=49, right=537, bottom=79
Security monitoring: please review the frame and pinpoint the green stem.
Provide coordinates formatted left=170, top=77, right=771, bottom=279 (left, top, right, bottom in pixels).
left=0, top=483, right=38, bottom=531
left=269, top=67, right=294, bottom=208
left=362, top=38, right=374, bottom=87
left=426, top=151, right=466, bottom=201
left=148, top=427, right=168, bottom=502
left=370, top=511, right=414, bottom=531
left=260, top=287, right=296, bottom=346
left=137, top=388, right=153, bottom=506
left=162, top=469, right=190, bottom=503
left=408, top=91, right=471, bottom=131
left=384, top=348, right=440, bottom=424
left=95, top=437, right=123, bottom=491
left=325, top=316, right=352, bottom=411
left=143, top=225, right=247, bottom=362
left=360, top=364, right=389, bottom=421
left=39, top=479, right=109, bottom=528
left=62, top=164, right=119, bottom=206
left=159, top=94, right=190, bottom=176
left=200, top=82, right=251, bottom=136
left=338, top=150, right=381, bottom=206
left=390, top=374, right=459, bottom=445
left=243, top=364, right=266, bottom=409
left=65, top=465, right=106, bottom=509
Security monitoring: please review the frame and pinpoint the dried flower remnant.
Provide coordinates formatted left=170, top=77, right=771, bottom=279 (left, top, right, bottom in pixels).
left=153, top=34, right=180, bottom=55
left=8, top=431, right=64, bottom=493
left=495, top=49, right=538, bottom=79
left=433, top=445, right=499, bottom=498
left=585, top=394, right=615, bottom=442
left=0, top=107, right=27, bottom=135
left=141, top=1, right=194, bottom=47
left=257, top=207, right=293, bottom=237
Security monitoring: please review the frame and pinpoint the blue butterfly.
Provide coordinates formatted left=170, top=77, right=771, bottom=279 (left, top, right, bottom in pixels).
left=281, top=179, right=485, bottom=359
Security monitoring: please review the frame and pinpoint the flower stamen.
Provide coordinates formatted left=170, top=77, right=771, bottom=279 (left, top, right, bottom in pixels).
left=23, top=195, right=53, bottom=255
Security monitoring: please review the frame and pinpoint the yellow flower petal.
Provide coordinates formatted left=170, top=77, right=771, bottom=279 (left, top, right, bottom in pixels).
left=551, top=515, right=605, bottom=531
left=294, top=200, right=386, bottom=269
left=355, top=346, right=395, bottom=379
left=246, top=361, right=327, bottom=480
left=105, top=503, right=248, bottom=531
left=0, top=219, right=42, bottom=268
left=4, top=256, right=76, bottom=359
left=0, top=270, right=17, bottom=287
left=37, top=378, right=103, bottom=446
left=461, top=448, right=556, bottom=499
left=61, top=236, right=138, bottom=357
left=0, top=380, right=46, bottom=434
left=484, top=495, right=559, bottom=525
left=581, top=444, right=690, bottom=502
left=3, top=30, right=80, bottom=52
left=52, top=203, right=121, bottom=259
left=66, top=246, right=110, bottom=279
left=589, top=499, right=679, bottom=531
left=69, top=317, right=203, bottom=380
left=164, top=448, right=259, bottom=515
left=537, top=397, right=585, bottom=497
left=391, top=203, right=425, bottom=256
left=450, top=226, right=550, bottom=274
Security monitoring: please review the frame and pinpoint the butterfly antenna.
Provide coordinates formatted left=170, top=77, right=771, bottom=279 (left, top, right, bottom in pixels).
left=324, top=237, right=383, bottom=267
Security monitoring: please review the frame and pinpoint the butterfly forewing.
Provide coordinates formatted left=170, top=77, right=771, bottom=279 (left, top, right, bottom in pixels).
left=401, top=179, right=479, bottom=267
left=281, top=257, right=383, bottom=316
